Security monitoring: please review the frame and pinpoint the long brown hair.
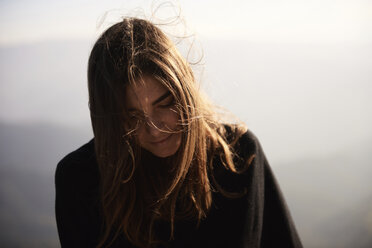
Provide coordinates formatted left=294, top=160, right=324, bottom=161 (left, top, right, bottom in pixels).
left=88, top=17, right=248, bottom=247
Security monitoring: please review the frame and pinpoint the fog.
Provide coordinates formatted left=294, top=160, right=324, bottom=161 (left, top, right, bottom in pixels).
left=1, top=0, right=371, bottom=247
left=1, top=37, right=371, bottom=247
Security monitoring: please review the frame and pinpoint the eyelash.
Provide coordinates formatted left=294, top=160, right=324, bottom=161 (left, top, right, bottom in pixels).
left=127, top=96, right=176, bottom=122
left=158, top=97, right=175, bottom=108
left=128, top=112, right=145, bottom=122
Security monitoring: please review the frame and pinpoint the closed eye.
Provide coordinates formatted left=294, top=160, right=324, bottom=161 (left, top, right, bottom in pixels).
left=157, top=95, right=175, bottom=108
left=128, top=111, right=145, bottom=121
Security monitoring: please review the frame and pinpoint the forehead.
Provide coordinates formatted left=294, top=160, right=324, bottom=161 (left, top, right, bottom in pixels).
left=125, top=76, right=167, bottom=109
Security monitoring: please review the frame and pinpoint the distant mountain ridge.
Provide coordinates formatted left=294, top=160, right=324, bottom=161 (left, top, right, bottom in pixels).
left=0, top=121, right=92, bottom=247
left=0, top=121, right=371, bottom=247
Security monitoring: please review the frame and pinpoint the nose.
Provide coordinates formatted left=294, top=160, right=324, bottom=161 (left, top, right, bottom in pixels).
left=144, top=115, right=165, bottom=137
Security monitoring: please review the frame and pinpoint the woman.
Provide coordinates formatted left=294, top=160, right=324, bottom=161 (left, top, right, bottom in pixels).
left=55, top=17, right=302, bottom=248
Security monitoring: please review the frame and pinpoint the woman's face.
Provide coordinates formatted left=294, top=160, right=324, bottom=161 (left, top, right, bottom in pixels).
left=125, top=76, right=182, bottom=158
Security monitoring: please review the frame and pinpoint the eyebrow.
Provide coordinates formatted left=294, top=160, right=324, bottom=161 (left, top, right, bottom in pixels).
left=127, top=91, right=172, bottom=112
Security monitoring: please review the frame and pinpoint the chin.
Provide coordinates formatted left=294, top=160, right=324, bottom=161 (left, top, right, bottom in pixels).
left=141, top=133, right=182, bottom=158
left=148, top=147, right=179, bottom=158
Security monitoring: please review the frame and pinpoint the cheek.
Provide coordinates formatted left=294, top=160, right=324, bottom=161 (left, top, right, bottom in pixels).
left=135, top=128, right=147, bottom=146
left=163, top=109, right=180, bottom=128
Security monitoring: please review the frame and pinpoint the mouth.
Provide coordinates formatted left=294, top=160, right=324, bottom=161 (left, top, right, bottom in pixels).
left=150, top=134, right=172, bottom=145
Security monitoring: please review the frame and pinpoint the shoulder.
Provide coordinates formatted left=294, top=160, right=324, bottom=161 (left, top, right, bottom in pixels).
left=236, top=129, right=260, bottom=154
left=222, top=124, right=262, bottom=162
left=55, top=139, right=99, bottom=190
left=211, top=125, right=266, bottom=193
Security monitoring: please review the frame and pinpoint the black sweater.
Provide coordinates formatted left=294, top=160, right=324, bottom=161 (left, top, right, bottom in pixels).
left=55, top=129, right=302, bottom=248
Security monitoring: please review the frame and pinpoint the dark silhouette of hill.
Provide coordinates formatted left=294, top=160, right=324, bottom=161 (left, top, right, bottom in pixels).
left=0, top=121, right=92, bottom=247
left=0, top=121, right=371, bottom=247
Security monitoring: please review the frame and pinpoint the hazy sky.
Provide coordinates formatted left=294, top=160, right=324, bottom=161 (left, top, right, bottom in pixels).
left=0, top=0, right=371, bottom=162
left=0, top=3, right=371, bottom=247
left=0, top=0, right=371, bottom=45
